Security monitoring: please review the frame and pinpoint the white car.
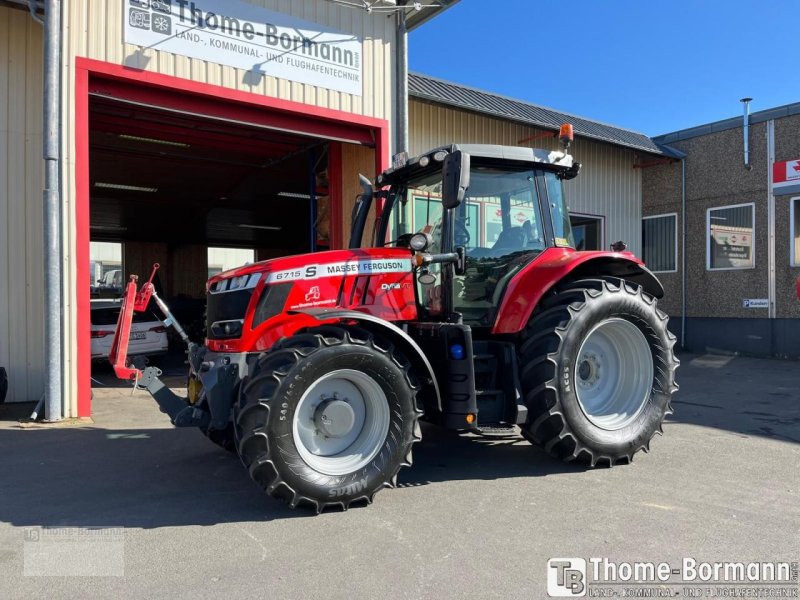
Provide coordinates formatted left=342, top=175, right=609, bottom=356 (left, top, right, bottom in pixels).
left=90, top=299, right=168, bottom=361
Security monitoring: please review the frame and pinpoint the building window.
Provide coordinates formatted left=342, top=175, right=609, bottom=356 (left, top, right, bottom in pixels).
left=642, top=213, right=677, bottom=273
left=570, top=214, right=604, bottom=251
left=90, top=241, right=123, bottom=297
left=207, top=247, right=255, bottom=278
left=790, top=197, right=800, bottom=266
left=707, top=203, right=755, bottom=270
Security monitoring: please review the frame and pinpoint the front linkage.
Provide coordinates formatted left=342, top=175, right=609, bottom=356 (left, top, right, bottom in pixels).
left=110, top=264, right=240, bottom=442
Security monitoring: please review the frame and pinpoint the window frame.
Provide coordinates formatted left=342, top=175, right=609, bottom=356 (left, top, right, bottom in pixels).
left=642, top=212, right=678, bottom=274
left=790, top=196, right=800, bottom=267
left=706, top=202, right=756, bottom=271
left=570, top=212, right=606, bottom=252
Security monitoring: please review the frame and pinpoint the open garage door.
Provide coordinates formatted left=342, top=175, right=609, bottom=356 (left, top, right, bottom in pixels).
left=75, top=61, right=389, bottom=417
left=87, top=96, right=352, bottom=384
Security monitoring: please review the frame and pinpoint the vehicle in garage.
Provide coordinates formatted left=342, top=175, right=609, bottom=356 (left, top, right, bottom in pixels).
left=110, top=129, right=679, bottom=512
left=91, top=299, right=167, bottom=362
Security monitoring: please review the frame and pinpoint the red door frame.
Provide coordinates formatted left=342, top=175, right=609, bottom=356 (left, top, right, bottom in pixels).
left=74, top=57, right=390, bottom=417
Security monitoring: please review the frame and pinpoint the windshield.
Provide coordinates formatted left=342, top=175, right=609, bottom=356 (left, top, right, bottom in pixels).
left=385, top=164, right=550, bottom=322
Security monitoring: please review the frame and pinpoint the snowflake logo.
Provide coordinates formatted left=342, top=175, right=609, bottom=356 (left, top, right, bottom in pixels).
left=151, top=14, right=172, bottom=35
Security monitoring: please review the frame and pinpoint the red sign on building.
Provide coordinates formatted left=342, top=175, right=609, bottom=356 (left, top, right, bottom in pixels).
left=773, top=158, right=800, bottom=193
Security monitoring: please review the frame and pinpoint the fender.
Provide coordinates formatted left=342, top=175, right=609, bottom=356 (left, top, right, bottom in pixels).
left=288, top=308, right=442, bottom=411
left=492, top=247, right=665, bottom=335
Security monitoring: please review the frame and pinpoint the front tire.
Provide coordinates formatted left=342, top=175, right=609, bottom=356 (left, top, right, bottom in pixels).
left=519, top=278, right=679, bottom=466
left=235, top=326, right=421, bottom=511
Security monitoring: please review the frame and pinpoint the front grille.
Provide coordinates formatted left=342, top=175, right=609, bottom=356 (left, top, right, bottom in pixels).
left=206, top=289, right=254, bottom=340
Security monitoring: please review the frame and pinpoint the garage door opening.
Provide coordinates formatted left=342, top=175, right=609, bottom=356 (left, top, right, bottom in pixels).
left=87, top=96, right=345, bottom=383
left=75, top=60, right=389, bottom=415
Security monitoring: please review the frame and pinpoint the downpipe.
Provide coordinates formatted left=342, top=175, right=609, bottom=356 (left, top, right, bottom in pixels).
left=681, top=157, right=686, bottom=349
left=43, top=0, right=63, bottom=421
left=395, top=5, right=409, bottom=154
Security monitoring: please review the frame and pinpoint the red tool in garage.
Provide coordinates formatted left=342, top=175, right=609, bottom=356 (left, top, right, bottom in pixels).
left=112, top=124, right=679, bottom=512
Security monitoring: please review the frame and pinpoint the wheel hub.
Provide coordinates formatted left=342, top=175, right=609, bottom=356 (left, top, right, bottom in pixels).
left=314, top=398, right=356, bottom=438
left=578, top=353, right=602, bottom=388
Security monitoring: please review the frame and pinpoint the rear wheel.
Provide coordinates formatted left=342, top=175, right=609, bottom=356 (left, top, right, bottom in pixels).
left=235, top=326, right=421, bottom=511
left=518, top=278, right=679, bottom=466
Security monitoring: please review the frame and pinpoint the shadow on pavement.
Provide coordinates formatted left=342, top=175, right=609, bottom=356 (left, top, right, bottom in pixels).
left=0, top=408, right=580, bottom=529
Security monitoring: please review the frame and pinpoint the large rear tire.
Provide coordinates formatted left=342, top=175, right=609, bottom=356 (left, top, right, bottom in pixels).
left=235, top=326, right=421, bottom=511
left=519, top=278, right=679, bottom=466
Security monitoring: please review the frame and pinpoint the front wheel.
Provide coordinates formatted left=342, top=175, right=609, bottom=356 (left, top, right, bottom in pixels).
left=519, top=278, right=679, bottom=466
left=235, top=326, right=421, bottom=511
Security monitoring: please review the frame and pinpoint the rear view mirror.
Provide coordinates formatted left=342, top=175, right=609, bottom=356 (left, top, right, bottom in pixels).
left=442, top=151, right=470, bottom=209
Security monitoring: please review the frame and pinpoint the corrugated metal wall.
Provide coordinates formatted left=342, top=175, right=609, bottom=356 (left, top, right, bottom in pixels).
left=409, top=99, right=643, bottom=256
left=0, top=8, right=45, bottom=404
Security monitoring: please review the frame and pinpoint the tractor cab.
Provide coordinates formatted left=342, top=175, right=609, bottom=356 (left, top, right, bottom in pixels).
left=369, top=142, right=580, bottom=328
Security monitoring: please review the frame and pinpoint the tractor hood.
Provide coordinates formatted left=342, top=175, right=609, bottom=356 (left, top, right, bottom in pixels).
left=207, top=248, right=414, bottom=292
left=205, top=248, right=418, bottom=353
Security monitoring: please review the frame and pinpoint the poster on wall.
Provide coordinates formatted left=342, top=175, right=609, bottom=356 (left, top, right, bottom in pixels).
left=710, top=225, right=753, bottom=268
left=124, top=0, right=363, bottom=96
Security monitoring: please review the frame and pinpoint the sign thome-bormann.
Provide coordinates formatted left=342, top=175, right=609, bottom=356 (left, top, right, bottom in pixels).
left=174, top=1, right=359, bottom=70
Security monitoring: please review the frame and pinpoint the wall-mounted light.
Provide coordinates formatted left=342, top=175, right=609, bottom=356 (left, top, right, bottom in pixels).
left=238, top=224, right=282, bottom=231
left=95, top=182, right=158, bottom=193
left=278, top=192, right=312, bottom=199
left=119, top=134, right=190, bottom=148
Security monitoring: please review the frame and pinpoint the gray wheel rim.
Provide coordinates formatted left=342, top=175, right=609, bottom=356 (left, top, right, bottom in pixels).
left=574, top=318, right=653, bottom=431
left=292, top=369, right=390, bottom=476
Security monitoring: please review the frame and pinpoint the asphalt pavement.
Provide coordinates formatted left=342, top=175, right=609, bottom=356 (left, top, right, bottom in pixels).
left=0, top=353, right=798, bottom=599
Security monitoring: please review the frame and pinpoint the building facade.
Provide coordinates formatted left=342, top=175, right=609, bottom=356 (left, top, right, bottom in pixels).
left=645, top=104, right=800, bottom=357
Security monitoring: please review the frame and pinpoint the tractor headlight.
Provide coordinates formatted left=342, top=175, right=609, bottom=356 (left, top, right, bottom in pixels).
left=210, top=319, right=244, bottom=339
left=409, top=232, right=433, bottom=252
left=229, top=273, right=260, bottom=292
left=212, top=273, right=261, bottom=293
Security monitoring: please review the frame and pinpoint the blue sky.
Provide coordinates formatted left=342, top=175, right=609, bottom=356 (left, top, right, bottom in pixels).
left=409, top=1, right=800, bottom=136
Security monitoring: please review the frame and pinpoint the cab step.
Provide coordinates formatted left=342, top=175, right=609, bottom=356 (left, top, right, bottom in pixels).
left=470, top=423, right=518, bottom=438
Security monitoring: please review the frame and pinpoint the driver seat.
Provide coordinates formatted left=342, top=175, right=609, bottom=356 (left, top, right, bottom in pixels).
left=493, top=226, right=528, bottom=252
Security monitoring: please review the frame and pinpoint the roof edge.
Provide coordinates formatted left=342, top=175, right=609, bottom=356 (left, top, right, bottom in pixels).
left=409, top=74, right=667, bottom=157
left=654, top=101, right=800, bottom=144
left=409, top=71, right=655, bottom=138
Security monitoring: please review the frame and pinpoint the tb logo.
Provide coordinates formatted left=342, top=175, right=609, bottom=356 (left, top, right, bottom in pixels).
left=547, top=558, right=586, bottom=597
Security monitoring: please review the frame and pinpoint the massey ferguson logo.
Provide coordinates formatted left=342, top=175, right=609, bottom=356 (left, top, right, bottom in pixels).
left=548, top=558, right=586, bottom=597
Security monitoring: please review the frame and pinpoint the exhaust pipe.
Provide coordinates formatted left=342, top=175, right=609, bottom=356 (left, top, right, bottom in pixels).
left=740, top=97, right=752, bottom=170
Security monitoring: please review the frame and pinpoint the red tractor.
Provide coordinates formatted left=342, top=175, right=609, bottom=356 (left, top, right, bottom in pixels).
left=111, top=126, right=678, bottom=511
